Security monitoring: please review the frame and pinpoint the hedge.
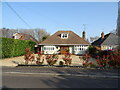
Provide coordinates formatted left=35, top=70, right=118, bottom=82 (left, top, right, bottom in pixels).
left=1, top=37, right=36, bottom=58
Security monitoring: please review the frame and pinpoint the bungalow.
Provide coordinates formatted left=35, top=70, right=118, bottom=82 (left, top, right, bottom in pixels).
left=92, top=32, right=120, bottom=50
left=38, top=31, right=90, bottom=55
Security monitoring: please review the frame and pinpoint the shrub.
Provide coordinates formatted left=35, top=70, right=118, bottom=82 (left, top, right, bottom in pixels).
left=82, top=54, right=92, bottom=68
left=108, top=49, right=120, bottom=68
left=45, top=54, right=59, bottom=65
left=1, top=37, right=36, bottom=58
left=96, top=49, right=120, bottom=68
left=24, top=48, right=35, bottom=64
left=36, top=51, right=44, bottom=65
left=88, top=46, right=98, bottom=56
left=90, top=63, right=96, bottom=68
left=96, top=55, right=109, bottom=68
left=59, top=61, right=64, bottom=66
left=62, top=53, right=72, bottom=65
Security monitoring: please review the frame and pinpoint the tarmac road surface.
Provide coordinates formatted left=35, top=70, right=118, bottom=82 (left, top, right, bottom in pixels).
left=2, top=67, right=119, bottom=88
left=2, top=73, right=119, bottom=88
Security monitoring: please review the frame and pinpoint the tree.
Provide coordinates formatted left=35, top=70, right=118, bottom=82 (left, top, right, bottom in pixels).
left=34, top=29, right=50, bottom=42
left=42, top=34, right=50, bottom=41
left=90, top=36, right=99, bottom=43
left=0, top=28, right=50, bottom=43
left=0, top=28, right=18, bottom=38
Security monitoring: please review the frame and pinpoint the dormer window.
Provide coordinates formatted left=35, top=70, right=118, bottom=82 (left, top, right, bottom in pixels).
left=61, top=33, right=68, bottom=39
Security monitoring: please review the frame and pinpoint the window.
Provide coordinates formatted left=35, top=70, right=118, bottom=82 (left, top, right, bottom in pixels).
left=79, top=48, right=81, bottom=50
left=81, top=48, right=83, bottom=50
left=74, top=45, right=86, bottom=51
left=61, top=33, right=68, bottom=39
left=44, top=47, right=46, bottom=50
left=44, top=46, right=55, bottom=51
left=108, top=46, right=112, bottom=50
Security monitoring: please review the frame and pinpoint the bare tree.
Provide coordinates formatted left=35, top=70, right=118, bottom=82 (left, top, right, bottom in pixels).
left=0, top=28, right=50, bottom=43
left=0, top=28, right=18, bottom=38
left=19, top=28, right=50, bottom=42
left=90, top=36, right=99, bottom=43
left=38, top=29, right=50, bottom=42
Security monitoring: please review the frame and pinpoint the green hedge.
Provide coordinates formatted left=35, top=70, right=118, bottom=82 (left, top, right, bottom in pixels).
left=1, top=37, right=36, bottom=58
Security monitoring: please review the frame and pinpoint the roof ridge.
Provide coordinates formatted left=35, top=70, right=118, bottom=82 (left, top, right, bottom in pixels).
left=57, top=30, right=73, bottom=32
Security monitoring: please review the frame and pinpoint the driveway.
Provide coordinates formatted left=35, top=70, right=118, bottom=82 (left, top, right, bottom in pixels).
left=0, top=55, right=96, bottom=67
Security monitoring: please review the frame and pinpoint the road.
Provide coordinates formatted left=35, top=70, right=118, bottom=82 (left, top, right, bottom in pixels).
left=2, top=73, right=118, bottom=88
left=2, top=67, right=119, bottom=88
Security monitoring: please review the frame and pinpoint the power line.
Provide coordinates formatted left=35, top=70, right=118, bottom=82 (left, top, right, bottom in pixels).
left=5, top=2, right=32, bottom=29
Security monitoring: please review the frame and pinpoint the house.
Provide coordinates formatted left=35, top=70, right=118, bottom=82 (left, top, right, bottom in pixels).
left=92, top=32, right=119, bottom=50
left=13, top=33, right=39, bottom=44
left=38, top=31, right=90, bottom=55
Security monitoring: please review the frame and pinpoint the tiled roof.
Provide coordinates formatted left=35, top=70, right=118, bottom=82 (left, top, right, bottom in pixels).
left=14, top=33, right=39, bottom=44
left=92, top=33, right=119, bottom=46
left=39, top=31, right=90, bottom=45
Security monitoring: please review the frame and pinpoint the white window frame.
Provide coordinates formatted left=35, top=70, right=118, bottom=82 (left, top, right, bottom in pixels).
left=43, top=46, right=55, bottom=51
left=74, top=45, right=86, bottom=51
left=61, top=33, right=68, bottom=39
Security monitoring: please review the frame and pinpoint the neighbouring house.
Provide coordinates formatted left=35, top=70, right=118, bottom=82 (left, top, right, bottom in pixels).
left=92, top=32, right=120, bottom=50
left=13, top=33, right=39, bottom=44
left=38, top=31, right=90, bottom=55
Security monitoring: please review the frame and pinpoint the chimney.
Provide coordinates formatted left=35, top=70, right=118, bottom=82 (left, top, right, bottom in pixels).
left=82, top=31, right=86, bottom=40
left=101, top=32, right=104, bottom=39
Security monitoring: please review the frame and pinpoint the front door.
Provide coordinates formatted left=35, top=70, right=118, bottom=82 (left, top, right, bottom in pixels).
left=60, top=46, right=69, bottom=54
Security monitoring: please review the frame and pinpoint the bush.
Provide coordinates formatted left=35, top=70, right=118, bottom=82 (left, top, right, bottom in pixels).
left=36, top=51, right=44, bottom=65
left=96, top=49, right=120, bottom=68
left=24, top=48, right=35, bottom=64
left=1, top=37, right=36, bottom=58
left=90, top=63, right=96, bottom=68
left=88, top=46, right=99, bottom=58
left=62, top=53, right=72, bottom=65
left=108, top=50, right=120, bottom=68
left=59, top=61, right=64, bottom=66
left=45, top=54, right=59, bottom=65
left=82, top=54, right=92, bottom=68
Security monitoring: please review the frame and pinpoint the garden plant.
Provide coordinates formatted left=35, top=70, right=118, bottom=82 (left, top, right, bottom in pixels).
left=24, top=48, right=35, bottom=64
left=45, top=54, right=59, bottom=65
left=96, top=49, right=120, bottom=69
left=62, top=53, right=72, bottom=65
left=82, top=53, right=92, bottom=68
left=36, top=51, right=44, bottom=65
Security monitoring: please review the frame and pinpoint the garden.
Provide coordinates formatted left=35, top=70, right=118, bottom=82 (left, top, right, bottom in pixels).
left=19, top=47, right=120, bottom=69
